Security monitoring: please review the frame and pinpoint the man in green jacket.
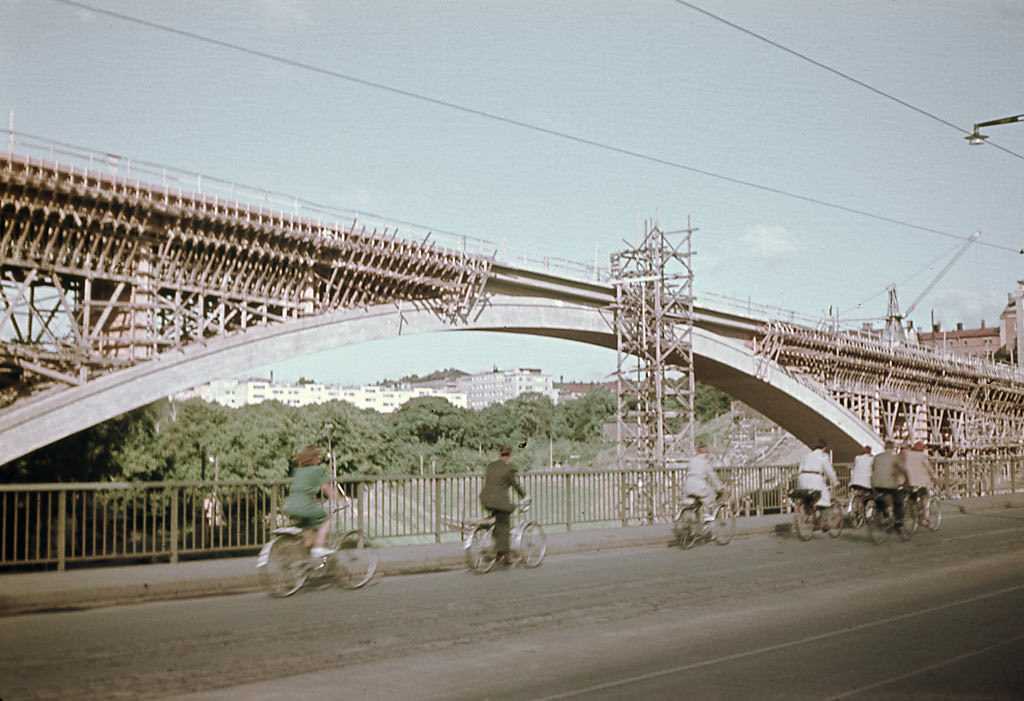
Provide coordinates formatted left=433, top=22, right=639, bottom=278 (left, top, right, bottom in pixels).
left=479, top=444, right=530, bottom=566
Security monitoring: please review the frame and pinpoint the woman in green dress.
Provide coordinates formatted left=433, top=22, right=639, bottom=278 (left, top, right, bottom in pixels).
left=282, top=445, right=347, bottom=559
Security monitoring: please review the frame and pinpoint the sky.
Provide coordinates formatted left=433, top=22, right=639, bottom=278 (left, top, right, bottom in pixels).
left=2, top=0, right=1022, bottom=387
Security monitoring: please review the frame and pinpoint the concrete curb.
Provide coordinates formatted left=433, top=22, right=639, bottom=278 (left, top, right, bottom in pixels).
left=1, top=494, right=1020, bottom=615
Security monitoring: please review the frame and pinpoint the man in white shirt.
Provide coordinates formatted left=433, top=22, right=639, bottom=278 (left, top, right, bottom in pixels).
left=683, top=444, right=723, bottom=521
left=850, top=445, right=873, bottom=490
left=846, top=445, right=874, bottom=521
left=796, top=439, right=838, bottom=507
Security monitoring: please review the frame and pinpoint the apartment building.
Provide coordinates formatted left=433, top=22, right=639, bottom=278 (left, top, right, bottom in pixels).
left=456, top=367, right=557, bottom=410
left=172, top=378, right=467, bottom=413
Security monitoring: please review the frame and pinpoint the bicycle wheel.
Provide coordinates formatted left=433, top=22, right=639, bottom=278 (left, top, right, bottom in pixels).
left=926, top=498, right=942, bottom=531
left=518, top=522, right=547, bottom=567
left=466, top=525, right=497, bottom=574
left=257, top=534, right=308, bottom=598
left=866, top=499, right=887, bottom=545
left=899, top=499, right=918, bottom=541
left=674, top=508, right=700, bottom=549
left=794, top=502, right=815, bottom=541
left=849, top=495, right=866, bottom=529
left=712, top=503, right=736, bottom=545
left=333, top=529, right=378, bottom=589
left=823, top=502, right=844, bottom=539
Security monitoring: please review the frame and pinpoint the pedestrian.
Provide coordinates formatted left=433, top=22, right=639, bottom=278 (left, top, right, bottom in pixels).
left=479, top=444, right=530, bottom=566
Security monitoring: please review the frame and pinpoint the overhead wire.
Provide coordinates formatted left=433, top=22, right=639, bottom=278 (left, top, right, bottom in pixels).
left=673, top=0, right=1024, bottom=162
left=50, top=0, right=1020, bottom=256
left=839, top=243, right=963, bottom=318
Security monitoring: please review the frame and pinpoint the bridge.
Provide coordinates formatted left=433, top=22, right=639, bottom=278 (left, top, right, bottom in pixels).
left=2, top=138, right=1023, bottom=466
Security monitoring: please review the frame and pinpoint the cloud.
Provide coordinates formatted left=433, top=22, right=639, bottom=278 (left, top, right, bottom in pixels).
left=912, top=288, right=1009, bottom=329
left=256, top=0, right=310, bottom=26
left=737, top=225, right=800, bottom=259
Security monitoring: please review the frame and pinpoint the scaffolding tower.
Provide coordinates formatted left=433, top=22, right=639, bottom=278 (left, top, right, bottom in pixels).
left=611, top=218, right=697, bottom=470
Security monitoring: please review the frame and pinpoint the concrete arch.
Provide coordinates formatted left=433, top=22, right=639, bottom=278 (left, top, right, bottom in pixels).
left=0, top=296, right=880, bottom=465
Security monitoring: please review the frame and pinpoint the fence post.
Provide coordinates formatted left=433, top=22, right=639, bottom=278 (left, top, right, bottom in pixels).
left=269, top=485, right=278, bottom=535
left=57, top=489, right=66, bottom=571
left=433, top=476, right=442, bottom=544
left=358, top=481, right=367, bottom=537
left=564, top=473, right=572, bottom=532
left=757, top=466, right=764, bottom=516
left=170, top=488, right=179, bottom=564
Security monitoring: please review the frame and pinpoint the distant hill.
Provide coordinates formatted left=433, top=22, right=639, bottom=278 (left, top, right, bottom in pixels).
left=389, top=368, right=468, bottom=385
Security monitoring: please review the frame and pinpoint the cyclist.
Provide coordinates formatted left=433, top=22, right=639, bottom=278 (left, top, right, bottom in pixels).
left=871, top=439, right=910, bottom=524
left=479, top=444, right=530, bottom=566
left=796, top=439, right=838, bottom=518
left=683, top=443, right=724, bottom=522
left=282, top=445, right=347, bottom=560
left=904, top=441, right=936, bottom=527
left=848, top=444, right=874, bottom=516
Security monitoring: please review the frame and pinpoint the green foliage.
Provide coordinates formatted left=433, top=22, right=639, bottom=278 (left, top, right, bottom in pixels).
left=553, top=387, right=615, bottom=442
left=6, top=379, right=733, bottom=482
left=695, top=383, right=731, bottom=422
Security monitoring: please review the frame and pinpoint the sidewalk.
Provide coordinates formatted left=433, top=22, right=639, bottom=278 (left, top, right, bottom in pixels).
left=2, top=494, right=1021, bottom=615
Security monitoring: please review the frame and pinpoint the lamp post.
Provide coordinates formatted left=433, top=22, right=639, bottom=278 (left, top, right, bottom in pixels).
left=965, top=113, right=1024, bottom=144
left=324, top=423, right=336, bottom=480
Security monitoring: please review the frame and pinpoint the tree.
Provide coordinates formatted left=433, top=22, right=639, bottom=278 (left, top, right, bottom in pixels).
left=388, top=397, right=470, bottom=446
left=507, top=392, right=555, bottom=445
left=695, top=383, right=731, bottom=422
left=554, top=387, right=615, bottom=442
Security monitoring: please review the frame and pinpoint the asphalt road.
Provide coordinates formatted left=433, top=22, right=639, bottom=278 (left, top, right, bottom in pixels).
left=3, top=507, right=1023, bottom=700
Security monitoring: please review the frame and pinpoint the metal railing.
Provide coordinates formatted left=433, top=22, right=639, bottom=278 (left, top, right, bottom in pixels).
left=1, top=457, right=1020, bottom=570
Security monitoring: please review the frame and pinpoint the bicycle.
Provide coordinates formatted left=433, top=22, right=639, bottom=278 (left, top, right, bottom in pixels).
left=845, top=486, right=872, bottom=529
left=464, top=502, right=547, bottom=574
left=788, top=488, right=843, bottom=541
left=864, top=487, right=917, bottom=544
left=673, top=489, right=736, bottom=549
left=906, top=486, right=942, bottom=532
left=257, top=501, right=378, bottom=597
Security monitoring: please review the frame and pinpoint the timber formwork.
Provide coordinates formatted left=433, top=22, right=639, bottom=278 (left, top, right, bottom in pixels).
left=0, top=154, right=491, bottom=406
left=757, top=321, right=1024, bottom=458
left=611, top=219, right=697, bottom=470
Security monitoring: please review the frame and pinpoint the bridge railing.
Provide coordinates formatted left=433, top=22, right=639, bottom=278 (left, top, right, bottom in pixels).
left=2, top=456, right=1020, bottom=571
left=3, top=130, right=608, bottom=283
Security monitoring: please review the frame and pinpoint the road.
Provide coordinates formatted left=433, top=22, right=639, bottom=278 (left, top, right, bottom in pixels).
left=3, top=506, right=1023, bottom=700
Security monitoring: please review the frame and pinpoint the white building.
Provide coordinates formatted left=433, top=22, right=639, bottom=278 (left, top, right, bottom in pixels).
left=456, top=368, right=557, bottom=410
left=172, top=378, right=467, bottom=413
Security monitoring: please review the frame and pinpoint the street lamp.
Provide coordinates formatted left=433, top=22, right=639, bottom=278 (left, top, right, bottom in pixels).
left=965, top=113, right=1024, bottom=144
